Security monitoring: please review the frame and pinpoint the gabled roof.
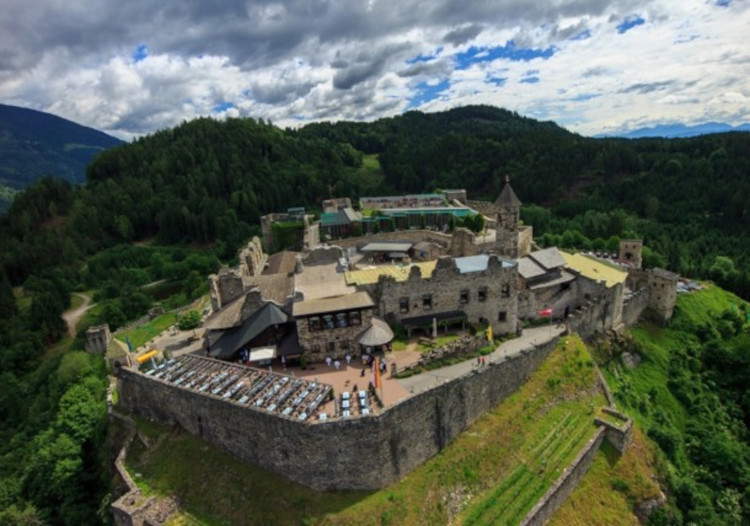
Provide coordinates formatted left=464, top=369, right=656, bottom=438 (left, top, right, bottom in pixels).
left=292, top=291, right=374, bottom=317
left=264, top=250, right=298, bottom=275
left=528, top=247, right=566, bottom=270
left=209, top=302, right=290, bottom=360
left=561, top=251, right=628, bottom=288
left=495, top=180, right=522, bottom=208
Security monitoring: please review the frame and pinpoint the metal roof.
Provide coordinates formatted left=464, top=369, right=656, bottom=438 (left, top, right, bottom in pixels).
left=292, top=291, right=374, bottom=317
left=345, top=261, right=437, bottom=285
left=210, top=302, right=290, bottom=360
left=361, top=242, right=413, bottom=252
left=561, top=251, right=628, bottom=288
left=454, top=254, right=515, bottom=273
left=528, top=247, right=566, bottom=270
left=517, top=257, right=547, bottom=279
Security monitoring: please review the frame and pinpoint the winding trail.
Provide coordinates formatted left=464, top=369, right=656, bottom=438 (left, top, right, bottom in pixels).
left=63, top=292, right=95, bottom=337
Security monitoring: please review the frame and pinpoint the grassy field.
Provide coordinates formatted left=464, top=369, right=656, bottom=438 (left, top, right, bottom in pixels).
left=116, top=311, right=179, bottom=349
left=125, top=334, right=606, bottom=526
left=549, top=427, right=661, bottom=526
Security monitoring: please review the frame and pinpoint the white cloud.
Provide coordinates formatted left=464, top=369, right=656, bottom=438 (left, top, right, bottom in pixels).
left=0, top=0, right=748, bottom=138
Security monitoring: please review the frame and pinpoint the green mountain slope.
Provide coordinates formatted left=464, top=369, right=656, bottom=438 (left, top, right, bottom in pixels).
left=0, top=104, right=122, bottom=188
left=596, top=285, right=750, bottom=524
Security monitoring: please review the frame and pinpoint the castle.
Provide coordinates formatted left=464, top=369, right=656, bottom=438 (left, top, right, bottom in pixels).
left=202, top=178, right=678, bottom=366
left=115, top=180, right=678, bottom=496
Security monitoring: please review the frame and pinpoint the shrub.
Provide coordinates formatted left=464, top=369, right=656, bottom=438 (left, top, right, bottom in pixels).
left=177, top=310, right=201, bottom=330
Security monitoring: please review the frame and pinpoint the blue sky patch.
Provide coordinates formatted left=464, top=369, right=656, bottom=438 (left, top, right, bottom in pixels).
left=213, top=101, right=235, bottom=113
left=616, top=15, right=645, bottom=34
left=571, top=93, right=600, bottom=102
left=520, top=76, right=540, bottom=84
left=455, top=41, right=555, bottom=69
left=407, top=79, right=449, bottom=108
left=715, top=0, right=731, bottom=5
left=487, top=76, right=507, bottom=86
left=571, top=29, right=591, bottom=41
left=132, top=44, right=149, bottom=62
left=406, top=47, right=443, bottom=64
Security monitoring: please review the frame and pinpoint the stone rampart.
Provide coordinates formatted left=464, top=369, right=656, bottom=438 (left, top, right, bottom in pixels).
left=519, top=427, right=607, bottom=526
left=622, top=287, right=649, bottom=327
left=118, top=336, right=559, bottom=491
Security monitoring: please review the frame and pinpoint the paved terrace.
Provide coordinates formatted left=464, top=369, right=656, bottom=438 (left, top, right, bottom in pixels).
left=140, top=354, right=333, bottom=421
left=397, top=325, right=565, bottom=395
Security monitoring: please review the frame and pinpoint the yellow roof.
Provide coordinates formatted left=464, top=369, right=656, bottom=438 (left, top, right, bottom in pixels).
left=345, top=261, right=437, bottom=286
left=560, top=251, right=627, bottom=288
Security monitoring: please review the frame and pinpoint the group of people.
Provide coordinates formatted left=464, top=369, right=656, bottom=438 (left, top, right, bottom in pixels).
left=476, top=356, right=488, bottom=367
left=325, top=353, right=354, bottom=370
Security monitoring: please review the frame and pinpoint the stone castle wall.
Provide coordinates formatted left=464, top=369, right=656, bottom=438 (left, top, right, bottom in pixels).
left=376, top=256, right=519, bottom=334
left=519, top=427, right=607, bottom=526
left=118, top=335, right=559, bottom=491
left=622, top=288, right=650, bottom=327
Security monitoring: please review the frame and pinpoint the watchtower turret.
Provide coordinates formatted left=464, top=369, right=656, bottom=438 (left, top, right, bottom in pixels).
left=495, top=176, right=522, bottom=258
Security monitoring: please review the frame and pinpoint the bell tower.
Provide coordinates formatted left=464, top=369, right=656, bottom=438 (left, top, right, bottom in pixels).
left=495, top=176, right=522, bottom=258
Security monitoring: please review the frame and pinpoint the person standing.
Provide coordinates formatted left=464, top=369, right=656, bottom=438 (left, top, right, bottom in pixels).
left=326, top=356, right=332, bottom=368
left=345, top=353, right=351, bottom=366
left=334, top=359, right=341, bottom=370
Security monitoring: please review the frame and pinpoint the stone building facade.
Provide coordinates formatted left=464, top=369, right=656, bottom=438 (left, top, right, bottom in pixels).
left=619, top=239, right=643, bottom=269
left=293, top=292, right=376, bottom=361
left=373, top=255, right=520, bottom=335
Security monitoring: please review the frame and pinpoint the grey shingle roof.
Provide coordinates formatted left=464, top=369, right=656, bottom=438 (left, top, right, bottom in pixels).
left=495, top=180, right=522, bottom=208
left=292, top=291, right=374, bottom=317
left=528, top=247, right=566, bottom=270
left=209, top=302, right=290, bottom=360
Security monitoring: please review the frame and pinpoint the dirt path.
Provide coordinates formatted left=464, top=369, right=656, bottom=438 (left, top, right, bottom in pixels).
left=63, top=292, right=94, bottom=337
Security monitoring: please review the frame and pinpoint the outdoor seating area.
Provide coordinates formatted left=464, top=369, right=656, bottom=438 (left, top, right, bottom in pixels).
left=143, top=354, right=332, bottom=421
left=338, top=388, right=374, bottom=418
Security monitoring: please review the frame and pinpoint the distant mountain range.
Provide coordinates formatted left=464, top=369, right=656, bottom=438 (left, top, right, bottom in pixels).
left=597, top=121, right=750, bottom=139
left=0, top=103, right=122, bottom=192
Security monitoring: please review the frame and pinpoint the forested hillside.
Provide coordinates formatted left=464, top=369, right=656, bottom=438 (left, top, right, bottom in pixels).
left=0, top=104, right=122, bottom=189
left=1, top=105, right=750, bottom=524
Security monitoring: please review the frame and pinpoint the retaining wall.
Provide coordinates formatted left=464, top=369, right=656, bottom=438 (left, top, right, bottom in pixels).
left=520, top=427, right=607, bottom=526
left=118, top=336, right=559, bottom=491
left=622, top=288, right=650, bottom=327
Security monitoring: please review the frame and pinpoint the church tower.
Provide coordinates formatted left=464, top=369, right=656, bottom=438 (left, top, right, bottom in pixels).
left=495, top=176, right=522, bottom=259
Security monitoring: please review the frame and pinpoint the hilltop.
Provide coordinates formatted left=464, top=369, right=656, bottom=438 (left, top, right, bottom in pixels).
left=0, top=103, right=122, bottom=192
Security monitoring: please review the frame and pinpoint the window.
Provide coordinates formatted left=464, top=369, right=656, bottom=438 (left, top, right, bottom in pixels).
left=327, top=341, right=336, bottom=354
left=336, top=312, right=349, bottom=328
left=399, top=297, right=410, bottom=314
left=498, top=311, right=507, bottom=322
left=349, top=310, right=362, bottom=326
left=459, top=289, right=470, bottom=305
left=323, top=314, right=335, bottom=330
left=422, top=294, right=433, bottom=310
left=308, top=317, right=321, bottom=331
left=501, top=283, right=511, bottom=298
left=478, top=287, right=488, bottom=302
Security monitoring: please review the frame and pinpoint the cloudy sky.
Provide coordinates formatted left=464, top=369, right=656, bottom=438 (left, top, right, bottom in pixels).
left=1, top=0, right=748, bottom=139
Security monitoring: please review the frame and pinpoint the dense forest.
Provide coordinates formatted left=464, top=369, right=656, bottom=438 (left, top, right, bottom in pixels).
left=0, top=105, right=749, bottom=524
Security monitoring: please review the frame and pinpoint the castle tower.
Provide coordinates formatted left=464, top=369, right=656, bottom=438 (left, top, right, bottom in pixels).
left=495, top=176, right=522, bottom=259
left=647, top=268, right=678, bottom=323
left=619, top=239, right=643, bottom=269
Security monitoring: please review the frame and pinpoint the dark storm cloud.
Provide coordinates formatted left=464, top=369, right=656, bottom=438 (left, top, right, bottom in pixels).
left=397, top=58, right=453, bottom=78
left=333, top=42, right=411, bottom=90
left=443, top=24, right=484, bottom=46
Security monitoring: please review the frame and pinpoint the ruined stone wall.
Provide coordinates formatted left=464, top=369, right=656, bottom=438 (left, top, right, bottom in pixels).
left=519, top=427, right=607, bottom=526
left=376, top=256, right=519, bottom=334
left=118, top=336, right=558, bottom=491
left=238, top=237, right=266, bottom=278
left=622, top=288, right=650, bottom=327
left=208, top=269, right=245, bottom=310
left=301, top=245, right=343, bottom=266
left=518, top=225, right=534, bottom=257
